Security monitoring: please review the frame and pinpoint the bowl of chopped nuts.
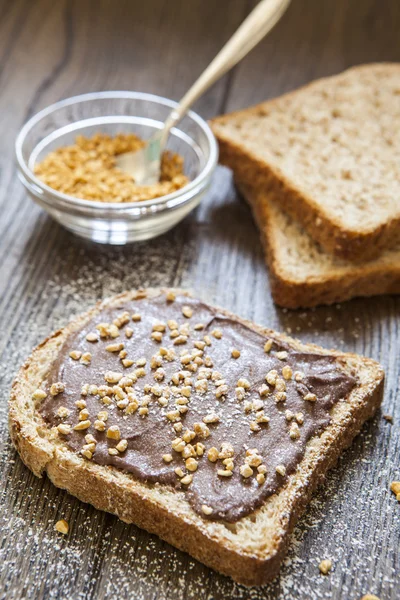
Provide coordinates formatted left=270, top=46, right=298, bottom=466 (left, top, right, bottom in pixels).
left=16, top=91, right=218, bottom=244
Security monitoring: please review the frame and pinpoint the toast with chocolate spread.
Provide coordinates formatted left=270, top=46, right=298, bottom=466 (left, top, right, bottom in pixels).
left=211, top=63, right=400, bottom=262
left=9, top=289, right=384, bottom=585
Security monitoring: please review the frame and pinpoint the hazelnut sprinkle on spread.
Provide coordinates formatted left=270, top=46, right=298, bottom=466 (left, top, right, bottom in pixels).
left=39, top=294, right=356, bottom=522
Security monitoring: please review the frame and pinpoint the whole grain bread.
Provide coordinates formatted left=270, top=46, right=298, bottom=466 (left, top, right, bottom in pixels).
left=237, top=182, right=400, bottom=308
left=9, top=289, right=384, bottom=586
left=211, top=63, right=400, bottom=261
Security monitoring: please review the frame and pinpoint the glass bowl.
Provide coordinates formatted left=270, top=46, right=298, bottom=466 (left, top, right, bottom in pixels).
left=15, top=92, right=218, bottom=244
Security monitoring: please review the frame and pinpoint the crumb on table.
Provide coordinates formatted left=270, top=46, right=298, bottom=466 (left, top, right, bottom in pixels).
left=318, top=559, right=332, bottom=575
left=55, top=519, right=69, bottom=534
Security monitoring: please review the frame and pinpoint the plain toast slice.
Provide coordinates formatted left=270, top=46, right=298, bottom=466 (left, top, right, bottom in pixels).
left=211, top=63, right=400, bottom=261
left=237, top=183, right=400, bottom=308
left=9, top=289, right=384, bottom=585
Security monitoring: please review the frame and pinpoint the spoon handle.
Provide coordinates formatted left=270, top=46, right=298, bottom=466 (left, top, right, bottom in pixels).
left=162, top=0, right=291, bottom=137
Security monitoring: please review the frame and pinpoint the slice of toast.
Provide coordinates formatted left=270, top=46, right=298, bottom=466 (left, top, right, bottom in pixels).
left=211, top=63, right=400, bottom=261
left=9, top=289, right=384, bottom=586
left=237, top=182, right=400, bottom=308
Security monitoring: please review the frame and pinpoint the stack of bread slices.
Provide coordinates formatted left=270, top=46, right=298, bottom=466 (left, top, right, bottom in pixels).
left=211, top=63, right=400, bottom=308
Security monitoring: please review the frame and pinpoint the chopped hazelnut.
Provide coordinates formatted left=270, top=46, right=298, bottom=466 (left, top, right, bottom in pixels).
left=193, top=422, right=210, bottom=438
left=289, top=422, right=301, bottom=440
left=258, top=384, right=269, bottom=397
left=256, top=473, right=266, bottom=485
left=182, top=429, right=196, bottom=443
left=195, top=379, right=208, bottom=394
left=237, top=378, right=250, bottom=389
left=185, top=458, right=198, bottom=472
left=116, top=439, right=128, bottom=453
left=319, top=559, right=332, bottom=575
left=276, top=464, right=286, bottom=476
left=172, top=438, right=186, bottom=453
left=217, top=469, right=232, bottom=477
left=266, top=370, right=278, bottom=386
left=94, top=420, right=106, bottom=431
left=56, top=406, right=70, bottom=418
left=201, top=505, right=213, bottom=515
left=151, top=331, right=163, bottom=342
left=166, top=290, right=176, bottom=302
left=282, top=365, right=293, bottom=380
left=69, top=350, right=82, bottom=360
left=104, top=371, right=122, bottom=384
left=250, top=421, right=261, bottom=432
left=304, top=392, right=317, bottom=402
left=80, top=352, right=92, bottom=365
left=207, top=447, right=219, bottom=462
left=86, top=332, right=98, bottom=343
left=231, top=349, right=241, bottom=359
left=166, top=410, right=182, bottom=422
left=174, top=467, right=185, bottom=478
left=215, top=384, right=228, bottom=399
left=106, top=425, right=121, bottom=440
left=203, top=413, right=220, bottom=424
left=219, top=443, right=234, bottom=459
left=182, top=305, right=193, bottom=318
left=181, top=474, right=193, bottom=485
left=195, top=442, right=205, bottom=456
left=106, top=342, right=124, bottom=352
left=235, top=386, right=246, bottom=401
left=79, top=409, right=89, bottom=421
left=240, top=464, right=253, bottom=478
left=32, top=389, right=47, bottom=401
left=73, top=420, right=91, bottom=431
left=173, top=335, right=188, bottom=346
left=57, top=423, right=71, bottom=435
left=50, top=382, right=65, bottom=396
left=55, top=519, right=69, bottom=534
left=390, top=481, right=400, bottom=497
left=211, top=328, right=222, bottom=339
left=264, top=339, right=273, bottom=353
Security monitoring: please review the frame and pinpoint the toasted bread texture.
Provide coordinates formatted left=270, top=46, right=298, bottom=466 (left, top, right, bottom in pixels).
left=211, top=63, right=400, bottom=261
left=9, top=289, right=384, bottom=586
left=237, top=183, right=400, bottom=308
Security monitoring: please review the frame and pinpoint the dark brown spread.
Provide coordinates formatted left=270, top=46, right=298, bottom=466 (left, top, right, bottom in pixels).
left=39, top=293, right=357, bottom=522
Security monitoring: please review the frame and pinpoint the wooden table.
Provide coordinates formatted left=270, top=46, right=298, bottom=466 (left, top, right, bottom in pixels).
left=1, top=1, right=399, bottom=598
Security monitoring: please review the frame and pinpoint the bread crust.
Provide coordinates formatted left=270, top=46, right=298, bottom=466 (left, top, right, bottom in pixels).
left=238, top=183, right=400, bottom=308
left=9, top=289, right=384, bottom=585
left=211, top=63, right=400, bottom=262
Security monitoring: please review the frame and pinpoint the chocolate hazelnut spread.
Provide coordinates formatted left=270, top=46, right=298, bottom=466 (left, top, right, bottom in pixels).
left=39, top=293, right=356, bottom=522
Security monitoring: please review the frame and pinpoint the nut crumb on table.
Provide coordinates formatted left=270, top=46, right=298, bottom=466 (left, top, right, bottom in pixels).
left=318, top=559, right=332, bottom=575
left=390, top=481, right=400, bottom=501
left=35, top=133, right=189, bottom=203
left=55, top=519, right=69, bottom=534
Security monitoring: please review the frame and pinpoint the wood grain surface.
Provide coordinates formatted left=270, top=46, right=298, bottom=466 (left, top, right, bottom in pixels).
left=0, top=1, right=399, bottom=598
